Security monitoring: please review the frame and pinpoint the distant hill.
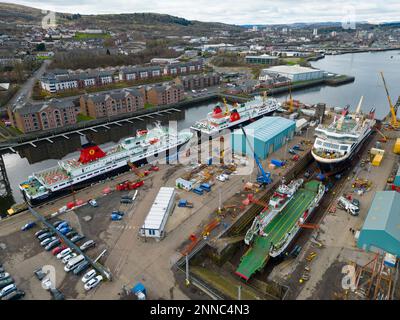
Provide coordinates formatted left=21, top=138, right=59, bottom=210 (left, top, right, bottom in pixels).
left=0, top=2, right=243, bottom=36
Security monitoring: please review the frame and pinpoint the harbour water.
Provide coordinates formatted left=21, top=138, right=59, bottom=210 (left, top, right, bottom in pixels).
left=1, top=49, right=400, bottom=209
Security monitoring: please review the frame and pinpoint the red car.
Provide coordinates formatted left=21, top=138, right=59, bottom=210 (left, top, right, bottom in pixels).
left=52, top=245, right=67, bottom=256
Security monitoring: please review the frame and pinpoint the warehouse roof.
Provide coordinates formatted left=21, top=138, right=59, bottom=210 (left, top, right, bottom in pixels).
left=265, top=65, right=321, bottom=74
left=361, top=191, right=400, bottom=240
left=142, top=187, right=175, bottom=230
left=238, top=116, right=295, bottom=141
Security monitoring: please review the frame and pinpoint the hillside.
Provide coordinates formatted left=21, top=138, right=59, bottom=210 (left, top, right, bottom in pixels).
left=0, top=2, right=243, bottom=36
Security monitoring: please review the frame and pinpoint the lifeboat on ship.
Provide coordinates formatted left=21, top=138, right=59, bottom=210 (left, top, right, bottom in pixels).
left=137, top=129, right=148, bottom=136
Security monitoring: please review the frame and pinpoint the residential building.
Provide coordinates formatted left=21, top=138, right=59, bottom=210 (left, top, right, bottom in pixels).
left=40, top=70, right=115, bottom=93
left=79, top=88, right=144, bottom=119
left=177, top=73, right=220, bottom=90
left=245, top=54, right=279, bottom=65
left=40, top=60, right=204, bottom=93
left=8, top=100, right=79, bottom=133
left=143, top=83, right=185, bottom=106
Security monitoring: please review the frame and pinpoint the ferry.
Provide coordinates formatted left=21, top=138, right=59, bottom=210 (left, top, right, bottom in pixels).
left=190, top=94, right=281, bottom=135
left=311, top=97, right=376, bottom=174
left=19, top=123, right=193, bottom=205
left=236, top=180, right=325, bottom=280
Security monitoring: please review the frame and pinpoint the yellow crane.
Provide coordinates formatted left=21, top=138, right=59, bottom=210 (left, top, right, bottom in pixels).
left=380, top=71, right=399, bottom=129
left=222, top=97, right=230, bottom=115
left=287, top=83, right=294, bottom=113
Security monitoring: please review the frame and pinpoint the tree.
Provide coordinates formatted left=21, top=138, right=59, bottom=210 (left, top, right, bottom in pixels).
left=36, top=43, right=46, bottom=51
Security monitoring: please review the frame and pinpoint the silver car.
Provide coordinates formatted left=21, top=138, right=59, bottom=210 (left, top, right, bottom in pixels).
left=40, top=236, right=56, bottom=247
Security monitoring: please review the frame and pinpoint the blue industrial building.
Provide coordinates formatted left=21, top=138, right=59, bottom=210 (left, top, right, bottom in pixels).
left=231, top=116, right=295, bottom=160
left=357, top=191, right=400, bottom=256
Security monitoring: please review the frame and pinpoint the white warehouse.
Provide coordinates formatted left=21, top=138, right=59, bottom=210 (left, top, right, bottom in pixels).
left=262, top=65, right=325, bottom=82
left=140, top=187, right=176, bottom=240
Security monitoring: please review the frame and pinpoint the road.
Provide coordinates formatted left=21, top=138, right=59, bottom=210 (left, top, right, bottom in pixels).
left=3, top=59, right=51, bottom=111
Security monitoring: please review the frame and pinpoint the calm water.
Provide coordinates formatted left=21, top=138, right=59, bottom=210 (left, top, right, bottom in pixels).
left=1, top=49, right=399, bottom=208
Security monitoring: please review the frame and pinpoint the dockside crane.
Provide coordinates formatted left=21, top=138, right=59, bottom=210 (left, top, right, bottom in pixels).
left=240, top=126, right=272, bottom=185
left=380, top=72, right=399, bottom=129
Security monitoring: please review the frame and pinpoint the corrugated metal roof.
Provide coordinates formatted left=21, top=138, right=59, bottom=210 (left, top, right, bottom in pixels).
left=239, top=116, right=295, bottom=142
left=362, top=191, right=400, bottom=240
left=142, top=187, right=175, bottom=230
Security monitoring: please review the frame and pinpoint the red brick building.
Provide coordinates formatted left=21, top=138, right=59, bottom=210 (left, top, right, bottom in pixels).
left=79, top=88, right=145, bottom=119
left=8, top=100, right=80, bottom=133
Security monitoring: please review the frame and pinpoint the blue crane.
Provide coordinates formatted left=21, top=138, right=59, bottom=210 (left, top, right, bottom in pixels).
left=240, top=126, right=272, bottom=185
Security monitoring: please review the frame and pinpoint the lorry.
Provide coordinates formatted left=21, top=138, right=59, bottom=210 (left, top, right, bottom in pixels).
left=178, top=199, right=194, bottom=208
left=337, top=196, right=360, bottom=216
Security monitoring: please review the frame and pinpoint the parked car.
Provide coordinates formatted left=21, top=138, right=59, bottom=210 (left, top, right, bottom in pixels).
left=0, top=283, right=17, bottom=298
left=50, top=288, right=64, bottom=300
left=65, top=231, right=78, bottom=238
left=0, top=272, right=10, bottom=281
left=1, top=289, right=25, bottom=300
left=70, top=234, right=85, bottom=243
left=111, top=214, right=123, bottom=221
left=38, top=232, right=54, bottom=241
left=88, top=199, right=98, bottom=207
left=52, top=245, right=68, bottom=256
left=59, top=227, right=72, bottom=235
left=35, top=229, right=49, bottom=237
left=73, top=260, right=90, bottom=275
left=53, top=220, right=65, bottom=228
left=80, top=240, right=96, bottom=252
left=84, top=275, right=103, bottom=291
left=34, top=268, right=47, bottom=281
left=21, top=222, right=36, bottom=231
left=40, top=236, right=56, bottom=247
left=0, top=278, right=14, bottom=290
left=62, top=253, right=77, bottom=264
left=45, top=239, right=61, bottom=251
left=81, top=269, right=96, bottom=283
left=120, top=198, right=132, bottom=204
left=56, top=221, right=69, bottom=231
left=112, top=210, right=124, bottom=216
left=57, top=248, right=72, bottom=260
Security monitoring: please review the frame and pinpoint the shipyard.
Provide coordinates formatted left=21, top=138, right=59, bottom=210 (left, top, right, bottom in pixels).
left=0, top=0, right=399, bottom=308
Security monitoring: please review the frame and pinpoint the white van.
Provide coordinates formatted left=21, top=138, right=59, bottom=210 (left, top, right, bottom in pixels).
left=64, top=255, right=85, bottom=272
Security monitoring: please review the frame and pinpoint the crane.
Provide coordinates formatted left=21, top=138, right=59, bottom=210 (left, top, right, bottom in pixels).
left=380, top=72, right=399, bottom=129
left=240, top=126, right=272, bottom=185
left=222, top=97, right=230, bottom=115
left=288, top=83, right=294, bottom=113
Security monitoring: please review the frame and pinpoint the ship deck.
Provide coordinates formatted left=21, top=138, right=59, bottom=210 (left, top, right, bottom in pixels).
left=235, top=180, right=320, bottom=280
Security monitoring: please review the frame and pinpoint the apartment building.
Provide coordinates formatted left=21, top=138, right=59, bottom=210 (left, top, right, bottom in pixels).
left=178, top=73, right=221, bottom=90
left=40, top=70, right=114, bottom=93
left=79, top=88, right=144, bottom=119
left=41, top=59, right=204, bottom=93
left=8, top=100, right=79, bottom=133
left=141, top=83, right=185, bottom=106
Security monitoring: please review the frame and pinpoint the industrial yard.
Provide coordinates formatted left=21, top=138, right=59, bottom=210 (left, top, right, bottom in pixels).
left=0, top=94, right=399, bottom=301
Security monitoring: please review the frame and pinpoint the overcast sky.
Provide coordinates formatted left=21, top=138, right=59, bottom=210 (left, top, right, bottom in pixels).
left=4, top=0, right=400, bottom=25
